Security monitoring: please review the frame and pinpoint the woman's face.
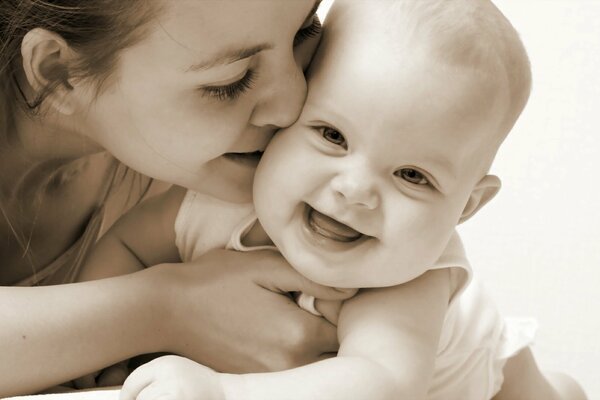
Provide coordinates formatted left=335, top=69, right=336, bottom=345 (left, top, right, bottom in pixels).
left=82, top=0, right=322, bottom=202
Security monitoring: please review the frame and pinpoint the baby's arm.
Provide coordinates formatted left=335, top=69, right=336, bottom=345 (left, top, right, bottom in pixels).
left=77, top=186, right=186, bottom=282
left=121, top=268, right=452, bottom=400
left=493, top=347, right=587, bottom=400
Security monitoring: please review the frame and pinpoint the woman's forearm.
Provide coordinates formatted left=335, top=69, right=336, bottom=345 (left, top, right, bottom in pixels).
left=0, top=273, right=163, bottom=397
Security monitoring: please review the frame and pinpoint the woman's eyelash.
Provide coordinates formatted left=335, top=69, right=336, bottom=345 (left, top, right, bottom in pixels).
left=294, top=16, right=322, bottom=47
left=200, top=69, right=257, bottom=101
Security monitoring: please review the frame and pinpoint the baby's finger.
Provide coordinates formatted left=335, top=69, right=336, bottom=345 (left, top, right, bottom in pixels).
left=136, top=383, right=173, bottom=400
left=119, top=363, right=156, bottom=400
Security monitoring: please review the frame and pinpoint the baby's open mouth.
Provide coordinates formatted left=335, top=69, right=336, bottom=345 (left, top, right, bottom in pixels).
left=306, top=206, right=364, bottom=243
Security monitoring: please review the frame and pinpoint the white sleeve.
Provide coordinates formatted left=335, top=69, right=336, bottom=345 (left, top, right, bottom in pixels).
left=174, top=190, right=201, bottom=262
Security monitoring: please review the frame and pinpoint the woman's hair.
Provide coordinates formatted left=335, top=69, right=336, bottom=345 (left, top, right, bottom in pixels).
left=0, top=1, right=161, bottom=281
left=0, top=0, right=161, bottom=141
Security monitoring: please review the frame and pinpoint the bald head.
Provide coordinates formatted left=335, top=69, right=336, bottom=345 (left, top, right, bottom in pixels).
left=326, top=0, right=531, bottom=160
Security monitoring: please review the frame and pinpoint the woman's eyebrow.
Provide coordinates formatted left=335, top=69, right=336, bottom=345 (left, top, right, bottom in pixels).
left=187, top=43, right=273, bottom=72
left=186, top=0, right=320, bottom=73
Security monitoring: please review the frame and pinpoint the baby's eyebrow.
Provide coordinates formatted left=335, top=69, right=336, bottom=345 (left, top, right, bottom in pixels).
left=423, top=156, right=457, bottom=188
left=186, top=43, right=273, bottom=72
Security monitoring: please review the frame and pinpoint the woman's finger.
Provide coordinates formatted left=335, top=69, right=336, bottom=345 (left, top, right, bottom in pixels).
left=73, top=371, right=100, bottom=389
left=316, top=352, right=338, bottom=362
left=308, top=314, right=339, bottom=354
left=259, top=254, right=356, bottom=300
left=97, top=361, right=129, bottom=387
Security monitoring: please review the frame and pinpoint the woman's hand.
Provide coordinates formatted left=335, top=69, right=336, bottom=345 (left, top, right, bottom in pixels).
left=148, top=248, right=351, bottom=373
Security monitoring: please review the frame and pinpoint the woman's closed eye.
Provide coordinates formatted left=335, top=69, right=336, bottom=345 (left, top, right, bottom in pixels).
left=199, top=69, right=257, bottom=102
left=394, top=168, right=430, bottom=186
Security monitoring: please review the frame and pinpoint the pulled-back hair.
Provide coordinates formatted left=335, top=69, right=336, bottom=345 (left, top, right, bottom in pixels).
left=0, top=0, right=161, bottom=141
left=0, top=1, right=160, bottom=280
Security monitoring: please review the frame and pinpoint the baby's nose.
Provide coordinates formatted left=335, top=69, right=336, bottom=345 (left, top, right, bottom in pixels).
left=330, top=171, right=380, bottom=210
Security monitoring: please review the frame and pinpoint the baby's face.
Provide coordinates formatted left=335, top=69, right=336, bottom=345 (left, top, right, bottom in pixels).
left=253, top=1, right=509, bottom=288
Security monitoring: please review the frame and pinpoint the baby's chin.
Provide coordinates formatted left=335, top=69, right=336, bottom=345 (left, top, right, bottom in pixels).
left=286, top=257, right=360, bottom=289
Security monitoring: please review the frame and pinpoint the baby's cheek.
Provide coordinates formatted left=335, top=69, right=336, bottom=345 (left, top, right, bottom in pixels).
left=314, top=299, right=344, bottom=326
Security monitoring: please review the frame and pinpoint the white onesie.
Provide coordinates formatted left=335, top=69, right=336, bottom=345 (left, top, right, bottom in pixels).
left=175, top=190, right=536, bottom=400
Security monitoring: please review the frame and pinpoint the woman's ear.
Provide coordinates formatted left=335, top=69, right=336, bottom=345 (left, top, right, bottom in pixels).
left=20, top=28, right=77, bottom=115
left=458, top=174, right=501, bottom=224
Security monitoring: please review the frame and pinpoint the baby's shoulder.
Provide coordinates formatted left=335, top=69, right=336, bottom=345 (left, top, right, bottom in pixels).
left=174, top=190, right=254, bottom=262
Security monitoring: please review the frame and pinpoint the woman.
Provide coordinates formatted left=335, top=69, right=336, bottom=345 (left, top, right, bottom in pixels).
left=0, top=0, right=346, bottom=396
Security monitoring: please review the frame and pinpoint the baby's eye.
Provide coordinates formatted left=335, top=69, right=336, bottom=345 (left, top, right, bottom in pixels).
left=321, top=127, right=347, bottom=149
left=395, top=168, right=429, bottom=185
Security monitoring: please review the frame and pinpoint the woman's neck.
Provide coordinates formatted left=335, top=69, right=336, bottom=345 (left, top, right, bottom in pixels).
left=1, top=109, right=101, bottom=200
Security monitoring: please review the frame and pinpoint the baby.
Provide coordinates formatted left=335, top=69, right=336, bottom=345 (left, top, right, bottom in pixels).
left=79, top=0, right=585, bottom=399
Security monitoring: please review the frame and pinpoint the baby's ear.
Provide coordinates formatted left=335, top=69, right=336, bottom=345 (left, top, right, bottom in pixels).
left=20, top=28, right=78, bottom=115
left=458, top=175, right=501, bottom=224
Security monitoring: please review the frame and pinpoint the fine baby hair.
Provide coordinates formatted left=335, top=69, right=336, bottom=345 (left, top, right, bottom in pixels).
left=369, top=0, right=531, bottom=157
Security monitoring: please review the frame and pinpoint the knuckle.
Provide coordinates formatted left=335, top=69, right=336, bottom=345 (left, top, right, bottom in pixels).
left=284, top=320, right=320, bottom=354
left=285, top=324, right=310, bottom=349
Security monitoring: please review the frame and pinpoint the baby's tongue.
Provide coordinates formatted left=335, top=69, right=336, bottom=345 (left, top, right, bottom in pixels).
left=308, top=209, right=362, bottom=242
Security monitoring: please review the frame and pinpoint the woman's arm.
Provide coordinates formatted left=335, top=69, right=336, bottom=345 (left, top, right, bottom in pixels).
left=2, top=252, right=350, bottom=397
left=122, top=268, right=452, bottom=400
left=0, top=271, right=163, bottom=397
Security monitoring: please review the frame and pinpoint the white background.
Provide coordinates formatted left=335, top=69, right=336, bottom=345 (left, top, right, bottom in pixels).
left=319, top=1, right=600, bottom=398
left=461, top=1, right=600, bottom=398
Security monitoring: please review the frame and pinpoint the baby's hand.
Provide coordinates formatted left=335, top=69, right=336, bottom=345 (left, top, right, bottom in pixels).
left=120, top=355, right=224, bottom=400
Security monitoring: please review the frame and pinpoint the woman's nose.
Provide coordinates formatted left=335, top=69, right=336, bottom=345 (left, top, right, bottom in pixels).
left=250, top=53, right=307, bottom=129
left=330, top=169, right=380, bottom=210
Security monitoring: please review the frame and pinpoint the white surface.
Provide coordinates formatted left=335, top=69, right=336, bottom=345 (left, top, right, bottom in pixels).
left=5, top=389, right=120, bottom=400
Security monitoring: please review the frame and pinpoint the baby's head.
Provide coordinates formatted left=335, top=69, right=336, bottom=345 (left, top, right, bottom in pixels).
left=254, top=0, right=531, bottom=288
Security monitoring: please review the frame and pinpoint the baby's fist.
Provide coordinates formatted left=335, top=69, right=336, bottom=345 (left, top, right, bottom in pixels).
left=120, top=355, right=224, bottom=400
